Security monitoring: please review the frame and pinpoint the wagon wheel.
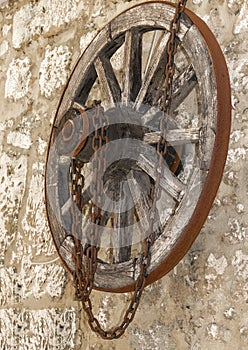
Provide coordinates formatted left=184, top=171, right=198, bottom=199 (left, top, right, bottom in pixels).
left=45, top=1, right=231, bottom=292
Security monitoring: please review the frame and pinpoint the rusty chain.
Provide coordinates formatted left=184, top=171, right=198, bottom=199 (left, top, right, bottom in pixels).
left=70, top=0, right=187, bottom=340
left=162, top=0, right=188, bottom=114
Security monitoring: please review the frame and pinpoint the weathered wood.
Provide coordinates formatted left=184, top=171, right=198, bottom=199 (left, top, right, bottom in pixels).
left=112, top=180, right=134, bottom=263
left=140, top=106, right=163, bottom=128
left=74, top=64, right=97, bottom=106
left=137, top=153, right=186, bottom=201
left=122, top=30, right=142, bottom=104
left=143, top=31, right=171, bottom=106
left=127, top=170, right=151, bottom=238
left=150, top=167, right=205, bottom=268
left=140, top=65, right=197, bottom=129
left=128, top=170, right=162, bottom=239
left=94, top=258, right=136, bottom=289
left=46, top=149, right=70, bottom=246
left=143, top=128, right=200, bottom=145
left=170, top=64, right=197, bottom=112
left=94, top=56, right=121, bottom=106
left=183, top=26, right=217, bottom=170
left=144, top=31, right=160, bottom=76
left=134, top=31, right=171, bottom=111
left=56, top=2, right=192, bottom=120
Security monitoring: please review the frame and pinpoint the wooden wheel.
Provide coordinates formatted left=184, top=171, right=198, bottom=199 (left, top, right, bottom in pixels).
left=45, top=1, right=231, bottom=292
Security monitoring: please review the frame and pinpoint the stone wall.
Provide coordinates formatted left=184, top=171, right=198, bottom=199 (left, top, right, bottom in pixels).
left=0, top=0, right=247, bottom=349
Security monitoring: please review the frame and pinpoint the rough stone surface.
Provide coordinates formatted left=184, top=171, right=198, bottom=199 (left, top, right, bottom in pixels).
left=12, top=0, right=81, bottom=49
left=0, top=308, right=77, bottom=349
left=0, top=0, right=247, bottom=349
left=0, top=153, right=27, bottom=264
left=0, top=39, right=8, bottom=57
left=5, top=58, right=31, bottom=101
left=39, top=45, right=72, bottom=98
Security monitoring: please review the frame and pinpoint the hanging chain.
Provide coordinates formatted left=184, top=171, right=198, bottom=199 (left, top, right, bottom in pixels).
left=162, top=0, right=188, bottom=114
left=70, top=0, right=187, bottom=340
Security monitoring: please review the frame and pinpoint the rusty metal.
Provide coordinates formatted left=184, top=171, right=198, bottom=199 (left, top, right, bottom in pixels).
left=162, top=0, right=188, bottom=113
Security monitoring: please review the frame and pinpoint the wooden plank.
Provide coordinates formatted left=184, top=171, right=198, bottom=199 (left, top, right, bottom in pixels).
left=143, top=128, right=200, bottom=145
left=137, top=153, right=186, bottom=201
left=94, top=258, right=137, bottom=289
left=122, top=29, right=142, bottom=104
left=134, top=31, right=171, bottom=110
left=94, top=56, right=121, bottom=106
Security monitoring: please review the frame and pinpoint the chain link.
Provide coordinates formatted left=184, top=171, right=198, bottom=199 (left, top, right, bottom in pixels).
left=70, top=0, right=187, bottom=340
left=162, top=0, right=188, bottom=114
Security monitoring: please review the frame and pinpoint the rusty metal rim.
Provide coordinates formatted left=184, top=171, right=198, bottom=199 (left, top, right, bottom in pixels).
left=45, top=1, right=231, bottom=293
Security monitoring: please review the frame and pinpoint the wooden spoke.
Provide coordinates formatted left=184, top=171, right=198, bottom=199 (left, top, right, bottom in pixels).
left=127, top=170, right=151, bottom=237
left=133, top=192, right=151, bottom=236
left=144, top=31, right=172, bottom=107
left=128, top=171, right=163, bottom=242
left=144, top=31, right=160, bottom=76
left=94, top=56, right=121, bottom=106
left=137, top=154, right=186, bottom=201
left=122, top=30, right=142, bottom=104
left=141, top=65, right=197, bottom=127
left=112, top=180, right=134, bottom=263
left=170, top=64, right=197, bottom=112
left=140, top=65, right=197, bottom=129
left=143, top=128, right=200, bottom=145
left=75, top=64, right=97, bottom=105
left=134, top=31, right=171, bottom=110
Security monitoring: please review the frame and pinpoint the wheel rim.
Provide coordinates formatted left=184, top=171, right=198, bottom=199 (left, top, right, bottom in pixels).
left=45, top=1, right=231, bottom=292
